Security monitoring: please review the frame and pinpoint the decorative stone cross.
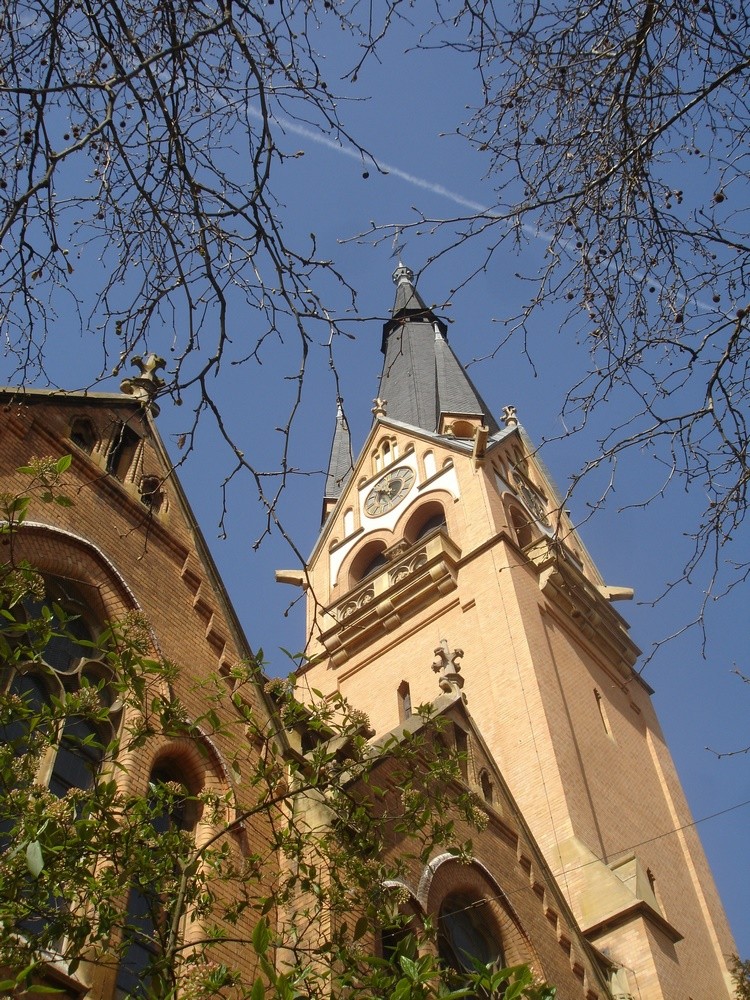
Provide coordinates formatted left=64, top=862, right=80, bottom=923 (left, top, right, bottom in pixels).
left=501, top=404, right=518, bottom=427
left=432, top=639, right=465, bottom=694
left=121, top=354, right=166, bottom=415
left=372, top=397, right=387, bottom=418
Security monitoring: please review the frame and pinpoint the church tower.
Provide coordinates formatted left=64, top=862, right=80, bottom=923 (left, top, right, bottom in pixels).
left=293, top=264, right=736, bottom=999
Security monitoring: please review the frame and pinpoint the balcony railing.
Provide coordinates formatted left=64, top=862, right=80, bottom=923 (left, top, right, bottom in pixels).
left=318, top=530, right=461, bottom=667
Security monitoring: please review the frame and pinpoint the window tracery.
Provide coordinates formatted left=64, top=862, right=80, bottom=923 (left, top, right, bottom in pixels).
left=1, top=576, right=118, bottom=798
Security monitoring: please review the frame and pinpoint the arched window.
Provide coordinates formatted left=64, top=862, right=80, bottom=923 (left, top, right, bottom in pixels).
left=360, top=550, right=388, bottom=580
left=415, top=512, right=446, bottom=541
left=69, top=417, right=97, bottom=454
left=377, top=889, right=423, bottom=967
left=343, top=508, right=355, bottom=536
left=107, top=422, right=141, bottom=482
left=116, top=763, right=200, bottom=998
left=0, top=577, right=116, bottom=949
left=479, top=770, right=494, bottom=806
left=426, top=860, right=541, bottom=990
left=509, top=506, right=534, bottom=549
left=139, top=475, right=163, bottom=511
left=397, top=681, right=412, bottom=721
left=404, top=501, right=446, bottom=545
left=1, top=576, right=114, bottom=797
left=438, top=894, right=505, bottom=977
left=349, top=542, right=388, bottom=586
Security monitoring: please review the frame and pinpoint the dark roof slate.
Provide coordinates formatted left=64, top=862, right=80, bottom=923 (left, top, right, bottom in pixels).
left=324, top=402, right=353, bottom=503
left=378, top=264, right=499, bottom=434
left=434, top=331, right=500, bottom=434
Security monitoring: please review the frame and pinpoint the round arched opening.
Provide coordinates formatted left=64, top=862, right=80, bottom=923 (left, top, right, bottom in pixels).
left=509, top=505, right=534, bottom=549
left=447, top=419, right=476, bottom=439
left=349, top=541, right=388, bottom=587
left=404, top=501, right=447, bottom=545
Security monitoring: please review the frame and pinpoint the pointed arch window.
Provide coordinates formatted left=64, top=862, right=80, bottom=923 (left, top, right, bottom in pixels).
left=0, top=577, right=117, bottom=950
left=0, top=576, right=115, bottom=798
left=438, top=894, right=505, bottom=984
left=508, top=506, right=534, bottom=549
left=69, top=417, right=97, bottom=455
left=116, top=763, right=200, bottom=999
left=107, top=423, right=141, bottom=482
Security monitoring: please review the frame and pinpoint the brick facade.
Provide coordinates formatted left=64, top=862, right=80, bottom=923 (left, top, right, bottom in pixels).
left=0, top=391, right=278, bottom=998
left=298, top=416, right=737, bottom=999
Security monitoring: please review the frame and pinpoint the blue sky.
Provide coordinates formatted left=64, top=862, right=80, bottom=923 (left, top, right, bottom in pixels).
left=164, top=36, right=750, bottom=956
left=4, top=10, right=748, bottom=960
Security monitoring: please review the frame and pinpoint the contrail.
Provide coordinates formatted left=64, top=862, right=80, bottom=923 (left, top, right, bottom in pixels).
left=249, top=107, right=489, bottom=216
left=257, top=109, right=714, bottom=313
left=260, top=111, right=559, bottom=245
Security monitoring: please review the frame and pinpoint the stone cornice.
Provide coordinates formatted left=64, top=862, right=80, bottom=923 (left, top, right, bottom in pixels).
left=316, top=529, right=461, bottom=667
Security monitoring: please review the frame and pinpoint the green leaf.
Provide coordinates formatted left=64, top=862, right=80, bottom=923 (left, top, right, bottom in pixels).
left=353, top=915, right=369, bottom=941
left=251, top=977, right=265, bottom=1000
left=55, top=455, right=72, bottom=473
left=7, top=495, right=30, bottom=515
left=54, top=495, right=74, bottom=507
left=26, top=839, right=44, bottom=877
left=399, top=955, right=419, bottom=980
left=252, top=916, right=270, bottom=957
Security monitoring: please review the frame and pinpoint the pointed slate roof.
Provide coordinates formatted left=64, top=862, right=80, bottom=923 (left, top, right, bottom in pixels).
left=378, top=264, right=499, bottom=435
left=323, top=400, right=353, bottom=505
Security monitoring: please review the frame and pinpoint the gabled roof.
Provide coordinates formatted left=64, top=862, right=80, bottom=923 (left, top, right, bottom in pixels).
left=0, top=382, right=284, bottom=734
left=308, top=411, right=518, bottom=565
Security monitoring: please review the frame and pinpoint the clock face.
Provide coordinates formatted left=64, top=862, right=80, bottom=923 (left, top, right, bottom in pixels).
left=363, top=466, right=416, bottom=517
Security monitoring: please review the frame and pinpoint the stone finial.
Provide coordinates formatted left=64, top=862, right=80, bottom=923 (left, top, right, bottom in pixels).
left=501, top=404, right=518, bottom=427
left=432, top=639, right=465, bottom=694
left=120, top=354, right=166, bottom=415
left=372, top=397, right=387, bottom=418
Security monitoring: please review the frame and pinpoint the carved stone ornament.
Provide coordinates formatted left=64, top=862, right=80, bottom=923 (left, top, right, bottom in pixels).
left=432, top=639, right=465, bottom=694
left=120, top=354, right=166, bottom=415
left=501, top=404, right=518, bottom=427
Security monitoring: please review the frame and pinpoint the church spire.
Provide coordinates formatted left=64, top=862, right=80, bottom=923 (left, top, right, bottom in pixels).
left=321, top=399, right=353, bottom=524
left=378, top=263, right=499, bottom=435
